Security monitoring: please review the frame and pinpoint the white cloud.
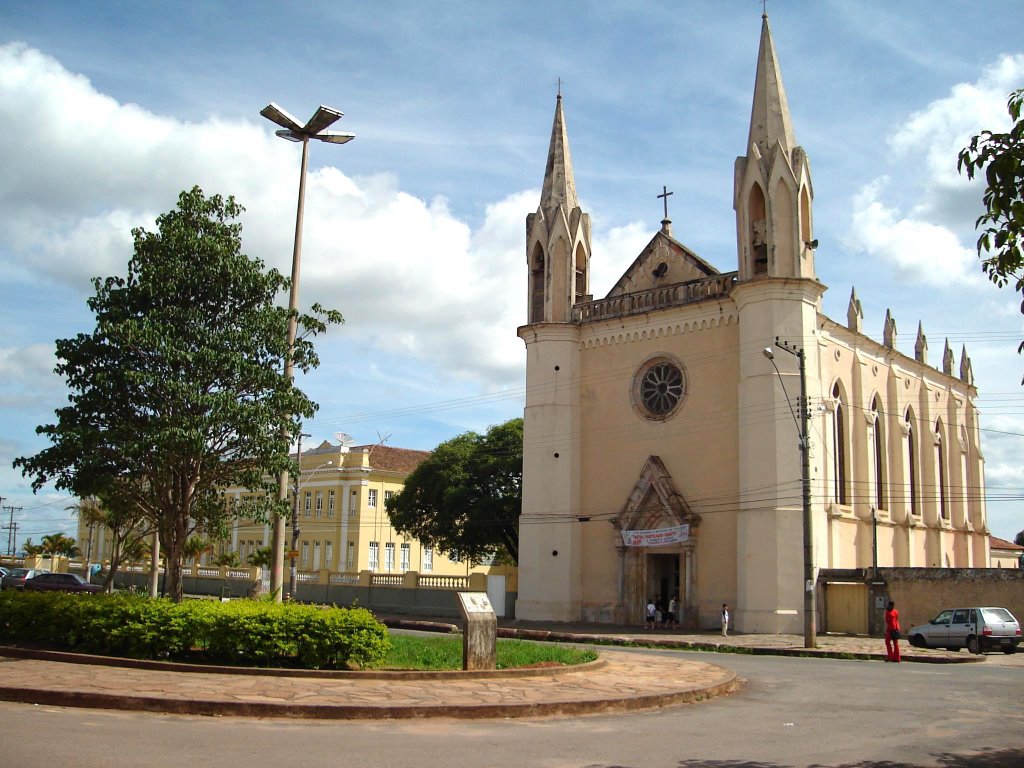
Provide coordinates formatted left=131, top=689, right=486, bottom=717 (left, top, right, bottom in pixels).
left=847, top=55, right=1024, bottom=287
left=848, top=177, right=982, bottom=286
left=0, top=42, right=539, bottom=387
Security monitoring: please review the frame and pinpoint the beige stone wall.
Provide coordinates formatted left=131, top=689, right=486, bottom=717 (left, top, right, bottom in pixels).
left=878, top=568, right=1024, bottom=633
left=816, top=322, right=987, bottom=573
left=572, top=307, right=740, bottom=626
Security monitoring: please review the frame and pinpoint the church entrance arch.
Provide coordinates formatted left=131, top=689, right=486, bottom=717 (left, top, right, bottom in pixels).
left=614, top=456, right=701, bottom=627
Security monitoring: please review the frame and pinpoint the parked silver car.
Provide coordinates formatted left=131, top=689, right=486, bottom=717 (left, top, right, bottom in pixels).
left=908, top=607, right=1020, bottom=654
left=0, top=568, right=52, bottom=591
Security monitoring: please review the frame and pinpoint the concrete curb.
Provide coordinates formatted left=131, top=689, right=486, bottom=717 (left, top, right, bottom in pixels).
left=0, top=644, right=608, bottom=679
left=0, top=669, right=741, bottom=720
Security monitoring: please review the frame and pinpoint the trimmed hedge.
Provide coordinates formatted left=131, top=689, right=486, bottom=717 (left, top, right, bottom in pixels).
left=0, top=591, right=390, bottom=669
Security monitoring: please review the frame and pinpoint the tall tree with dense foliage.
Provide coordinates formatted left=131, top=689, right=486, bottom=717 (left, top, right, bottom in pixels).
left=14, top=187, right=341, bottom=601
left=386, top=418, right=522, bottom=565
left=959, top=88, right=1024, bottom=375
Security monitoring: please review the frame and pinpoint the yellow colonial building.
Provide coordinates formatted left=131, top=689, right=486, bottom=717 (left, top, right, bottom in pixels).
left=516, top=15, right=990, bottom=633
left=77, top=440, right=489, bottom=581
left=227, top=440, right=487, bottom=579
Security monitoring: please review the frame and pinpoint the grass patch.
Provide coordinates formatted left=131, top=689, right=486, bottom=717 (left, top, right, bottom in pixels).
left=381, top=634, right=597, bottom=670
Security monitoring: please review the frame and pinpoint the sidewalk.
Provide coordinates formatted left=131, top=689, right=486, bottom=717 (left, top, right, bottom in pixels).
left=0, top=618, right=977, bottom=721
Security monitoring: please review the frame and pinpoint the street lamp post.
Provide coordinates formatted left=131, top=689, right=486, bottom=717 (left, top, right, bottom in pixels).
left=289, top=457, right=334, bottom=600
left=763, top=338, right=816, bottom=648
left=260, top=102, right=354, bottom=602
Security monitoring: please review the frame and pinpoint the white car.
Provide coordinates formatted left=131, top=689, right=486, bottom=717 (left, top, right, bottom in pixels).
left=907, top=607, right=1020, bottom=654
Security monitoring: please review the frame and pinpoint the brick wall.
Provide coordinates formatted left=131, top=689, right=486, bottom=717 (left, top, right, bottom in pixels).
left=876, top=568, right=1024, bottom=634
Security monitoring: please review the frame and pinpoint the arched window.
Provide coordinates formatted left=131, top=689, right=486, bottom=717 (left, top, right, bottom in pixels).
left=905, top=408, right=918, bottom=516
left=748, top=183, right=768, bottom=275
left=574, top=243, right=587, bottom=305
left=871, top=397, right=887, bottom=510
left=935, top=420, right=948, bottom=520
left=831, top=382, right=848, bottom=505
left=529, top=244, right=545, bottom=323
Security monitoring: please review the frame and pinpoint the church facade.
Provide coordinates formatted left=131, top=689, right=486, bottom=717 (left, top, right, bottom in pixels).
left=515, top=16, right=989, bottom=633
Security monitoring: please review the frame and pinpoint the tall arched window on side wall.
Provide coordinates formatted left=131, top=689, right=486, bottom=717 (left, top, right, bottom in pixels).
left=905, top=408, right=918, bottom=516
left=871, top=397, right=887, bottom=510
left=935, top=420, right=948, bottom=520
left=529, top=243, right=545, bottom=323
left=574, top=243, right=587, bottom=305
left=831, top=382, right=848, bottom=505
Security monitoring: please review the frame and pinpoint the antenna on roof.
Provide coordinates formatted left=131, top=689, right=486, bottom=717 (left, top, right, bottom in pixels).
left=334, top=432, right=355, bottom=447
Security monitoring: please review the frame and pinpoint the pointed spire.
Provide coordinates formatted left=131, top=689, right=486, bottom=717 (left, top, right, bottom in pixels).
left=915, top=322, right=928, bottom=364
left=846, top=287, right=863, bottom=333
left=746, top=14, right=796, bottom=161
left=959, top=345, right=974, bottom=385
left=942, top=339, right=954, bottom=375
left=540, top=93, right=579, bottom=214
left=883, top=309, right=897, bottom=349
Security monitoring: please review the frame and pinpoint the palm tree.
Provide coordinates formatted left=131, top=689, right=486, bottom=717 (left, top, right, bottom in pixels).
left=40, top=533, right=79, bottom=570
left=21, top=538, right=44, bottom=557
left=248, top=546, right=273, bottom=568
left=212, top=551, right=241, bottom=568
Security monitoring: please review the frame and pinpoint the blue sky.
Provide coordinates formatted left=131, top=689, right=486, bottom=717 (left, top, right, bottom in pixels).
left=1, top=0, right=1022, bottom=548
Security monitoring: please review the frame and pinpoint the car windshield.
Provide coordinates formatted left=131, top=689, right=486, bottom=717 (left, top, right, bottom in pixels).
left=982, top=608, right=1015, bottom=623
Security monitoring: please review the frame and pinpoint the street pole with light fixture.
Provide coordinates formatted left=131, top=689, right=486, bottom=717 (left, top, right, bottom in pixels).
left=260, top=102, right=354, bottom=602
left=763, top=338, right=816, bottom=648
left=289, top=455, right=334, bottom=601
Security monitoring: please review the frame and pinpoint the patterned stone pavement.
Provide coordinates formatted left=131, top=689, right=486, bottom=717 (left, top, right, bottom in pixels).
left=0, top=647, right=737, bottom=719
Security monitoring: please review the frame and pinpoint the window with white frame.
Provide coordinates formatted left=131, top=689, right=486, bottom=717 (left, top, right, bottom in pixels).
left=325, top=541, right=333, bottom=568
left=384, top=490, right=394, bottom=505
left=304, top=491, right=312, bottom=517
left=301, top=541, right=310, bottom=567
left=400, top=543, right=410, bottom=571
left=423, top=547, right=433, bottom=572
left=350, top=489, right=358, bottom=517
left=367, top=489, right=377, bottom=508
left=368, top=542, right=379, bottom=570
left=315, top=492, right=323, bottom=517
left=313, top=541, right=321, bottom=570
left=384, top=542, right=395, bottom=571
left=328, top=490, right=335, bottom=517
left=347, top=541, right=354, bottom=569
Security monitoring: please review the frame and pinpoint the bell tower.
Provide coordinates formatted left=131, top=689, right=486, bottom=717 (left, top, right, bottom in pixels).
left=734, top=14, right=816, bottom=281
left=526, top=93, right=592, bottom=324
left=731, top=14, right=826, bottom=635
left=517, top=93, right=590, bottom=621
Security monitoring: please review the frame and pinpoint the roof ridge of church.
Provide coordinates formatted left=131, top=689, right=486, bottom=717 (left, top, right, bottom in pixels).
left=746, top=14, right=796, bottom=160
left=539, top=93, right=579, bottom=214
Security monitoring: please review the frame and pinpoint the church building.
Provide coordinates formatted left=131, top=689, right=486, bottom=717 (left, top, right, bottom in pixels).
left=515, top=15, right=990, bottom=633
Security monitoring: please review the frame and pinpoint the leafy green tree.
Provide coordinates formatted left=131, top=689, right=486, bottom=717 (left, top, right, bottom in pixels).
left=386, top=418, right=522, bottom=565
left=959, top=88, right=1024, bottom=373
left=1015, top=529, right=1024, bottom=548
left=40, top=533, right=79, bottom=558
left=14, top=187, right=341, bottom=601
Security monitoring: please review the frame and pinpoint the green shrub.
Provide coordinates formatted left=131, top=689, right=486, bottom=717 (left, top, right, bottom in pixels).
left=0, top=591, right=389, bottom=669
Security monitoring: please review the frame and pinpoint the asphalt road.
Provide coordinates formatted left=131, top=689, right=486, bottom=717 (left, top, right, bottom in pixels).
left=0, top=648, right=1020, bottom=768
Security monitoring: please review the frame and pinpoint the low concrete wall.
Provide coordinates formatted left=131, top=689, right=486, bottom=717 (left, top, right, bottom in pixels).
left=106, top=570, right=517, bottom=621
left=876, top=568, right=1024, bottom=634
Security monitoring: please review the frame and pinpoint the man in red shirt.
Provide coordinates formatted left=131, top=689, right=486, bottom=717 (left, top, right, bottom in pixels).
left=884, top=600, right=901, bottom=662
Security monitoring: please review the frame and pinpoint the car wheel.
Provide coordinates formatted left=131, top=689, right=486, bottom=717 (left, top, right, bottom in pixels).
left=966, top=635, right=980, bottom=654
left=909, top=634, right=926, bottom=648
left=1003, top=646, right=1017, bottom=655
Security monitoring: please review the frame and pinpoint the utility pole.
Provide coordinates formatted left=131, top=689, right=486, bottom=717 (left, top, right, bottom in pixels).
left=764, top=339, right=817, bottom=648
left=4, top=505, right=23, bottom=556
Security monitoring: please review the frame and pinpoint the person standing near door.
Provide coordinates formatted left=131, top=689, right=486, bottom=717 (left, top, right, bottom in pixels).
left=720, top=603, right=729, bottom=637
left=884, top=600, right=901, bottom=662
